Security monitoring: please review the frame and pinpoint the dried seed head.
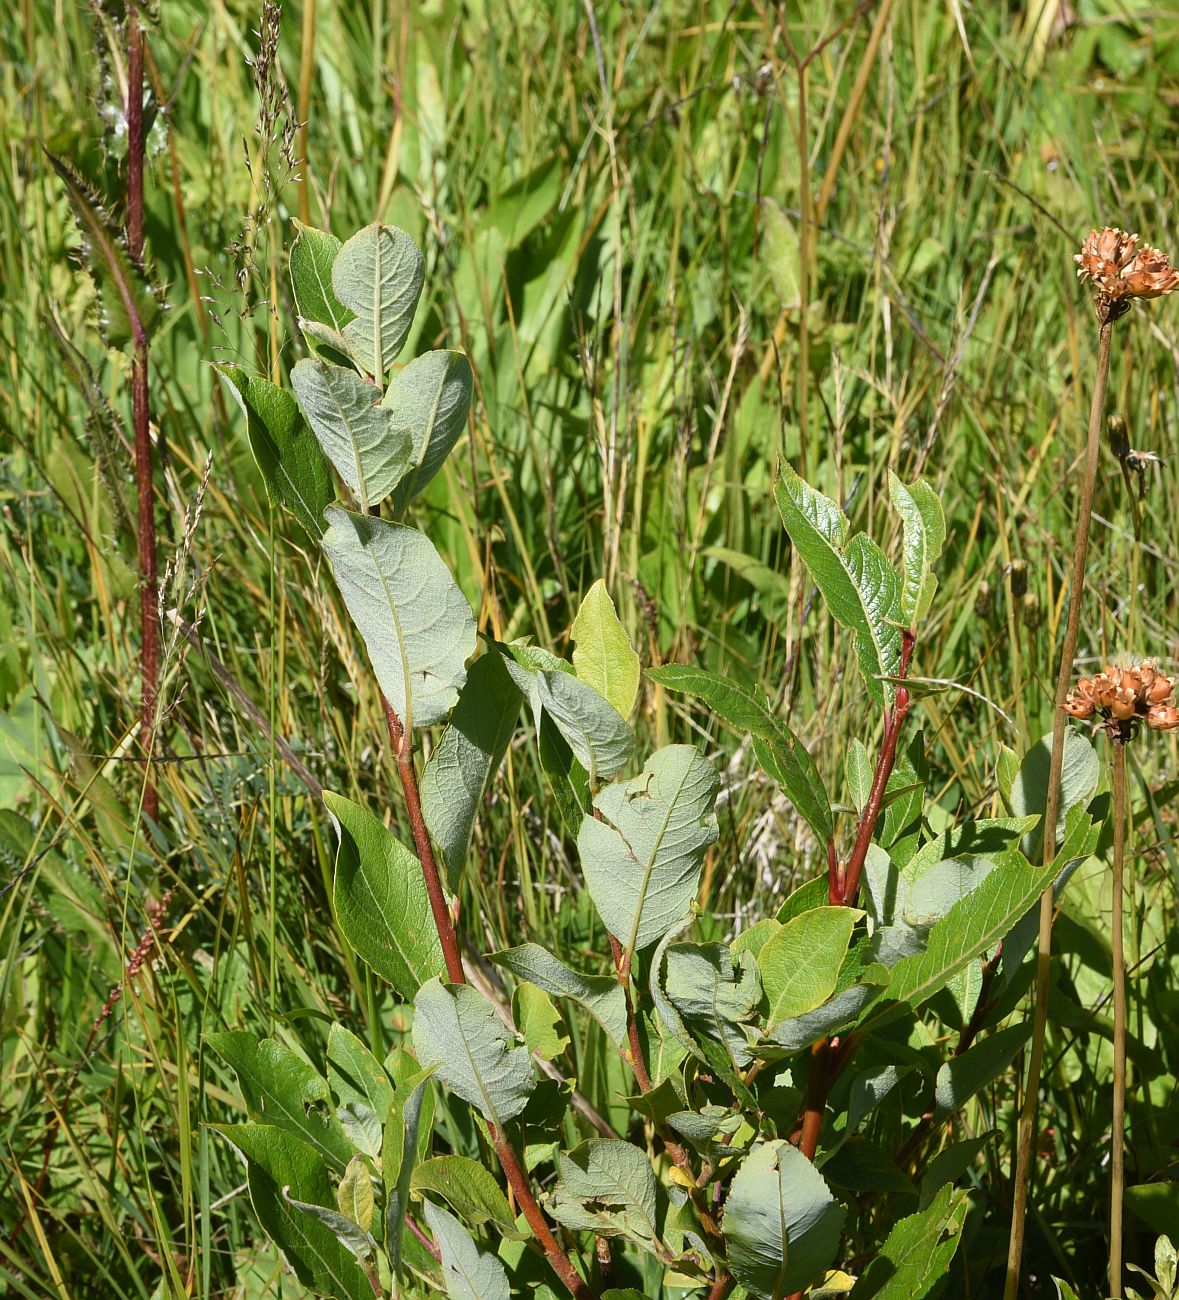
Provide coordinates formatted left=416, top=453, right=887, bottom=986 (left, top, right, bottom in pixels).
left=1064, top=692, right=1095, bottom=720
left=1146, top=703, right=1179, bottom=732
left=1074, top=228, right=1179, bottom=321
left=1021, top=591, right=1043, bottom=629
left=1063, top=659, right=1177, bottom=740
left=974, top=579, right=993, bottom=620
left=1009, top=559, right=1028, bottom=598
left=1123, top=243, right=1179, bottom=299
left=1107, top=413, right=1131, bottom=460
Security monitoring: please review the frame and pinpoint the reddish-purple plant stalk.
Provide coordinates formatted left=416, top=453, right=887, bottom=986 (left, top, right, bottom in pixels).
left=126, top=6, right=159, bottom=822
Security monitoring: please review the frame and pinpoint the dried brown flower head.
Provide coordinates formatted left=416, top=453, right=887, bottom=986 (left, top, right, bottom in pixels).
left=1074, top=228, right=1179, bottom=321
left=1063, top=660, right=1178, bottom=740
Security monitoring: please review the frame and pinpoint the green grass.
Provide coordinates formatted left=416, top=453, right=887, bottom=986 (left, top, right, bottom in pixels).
left=2, top=1, right=1179, bottom=1296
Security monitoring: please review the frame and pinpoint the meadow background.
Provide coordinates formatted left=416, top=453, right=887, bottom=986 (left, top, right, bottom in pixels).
left=2, top=1, right=1179, bottom=1295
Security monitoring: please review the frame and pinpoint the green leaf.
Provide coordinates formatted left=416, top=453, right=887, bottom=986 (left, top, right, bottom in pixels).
left=848, top=1184, right=968, bottom=1299
left=571, top=580, right=641, bottom=719
left=845, top=738, right=873, bottom=815
left=774, top=468, right=902, bottom=708
left=284, top=1184, right=377, bottom=1265
left=321, top=507, right=476, bottom=731
left=513, top=983, right=569, bottom=1060
left=546, top=1140, right=659, bottom=1249
left=212, top=1125, right=373, bottom=1299
left=578, top=744, right=719, bottom=955
left=661, top=942, right=761, bottom=1070
left=761, top=198, right=801, bottom=310
left=411, top=1156, right=522, bottom=1240
left=326, top=790, right=445, bottom=998
left=888, top=473, right=945, bottom=625
left=537, top=710, right=592, bottom=834
left=758, top=907, right=860, bottom=1030
left=382, top=1067, right=435, bottom=1279
left=45, top=150, right=161, bottom=350
left=1010, top=728, right=1100, bottom=859
left=934, top=1022, right=1030, bottom=1117
left=861, top=850, right=1058, bottom=1029
left=722, top=1140, right=845, bottom=1299
left=649, top=664, right=832, bottom=845
left=387, top=350, right=473, bottom=511
left=412, top=979, right=534, bottom=1124
left=332, top=222, right=424, bottom=380
left=291, top=358, right=411, bottom=512
left=327, top=1023, right=395, bottom=1120
left=206, top=1033, right=353, bottom=1170
left=491, top=942, right=628, bottom=1048
left=336, top=1154, right=375, bottom=1232
left=919, top=1134, right=993, bottom=1207
left=290, top=221, right=354, bottom=355
left=420, top=651, right=521, bottom=888
left=422, top=1199, right=510, bottom=1300
left=218, top=366, right=334, bottom=543
left=902, top=855, right=997, bottom=929
left=505, top=652, right=633, bottom=783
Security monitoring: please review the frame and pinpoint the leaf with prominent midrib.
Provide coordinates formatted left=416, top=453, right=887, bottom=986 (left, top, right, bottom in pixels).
left=661, top=942, right=761, bottom=1071
left=774, top=468, right=902, bottom=708
left=888, top=472, right=945, bottom=626
left=546, top=1140, right=659, bottom=1249
left=848, top=1184, right=968, bottom=1299
left=218, top=365, right=332, bottom=543
left=578, top=744, right=718, bottom=955
left=326, top=1023, right=394, bottom=1119
left=722, top=1140, right=845, bottom=1299
left=648, top=664, right=831, bottom=846
left=321, top=506, right=476, bottom=731
left=411, top=1156, right=522, bottom=1240
left=326, top=791, right=444, bottom=998
left=422, top=1200, right=510, bottom=1300
left=758, top=906, right=860, bottom=1031
left=387, top=349, right=473, bottom=511
left=491, top=942, right=628, bottom=1048
left=420, top=650, right=521, bottom=888
left=571, top=580, right=641, bottom=719
left=211, top=1124, right=373, bottom=1300
left=289, top=221, right=354, bottom=359
left=412, top=979, right=535, bottom=1124
left=291, top=357, right=411, bottom=511
left=333, top=223, right=424, bottom=380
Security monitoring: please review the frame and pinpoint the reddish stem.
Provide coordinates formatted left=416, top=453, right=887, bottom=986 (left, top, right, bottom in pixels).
left=127, top=6, right=158, bottom=821
left=608, top=933, right=653, bottom=1093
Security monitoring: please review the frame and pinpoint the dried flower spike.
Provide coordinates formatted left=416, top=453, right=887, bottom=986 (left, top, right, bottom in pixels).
left=1062, top=660, right=1178, bottom=740
left=1075, top=228, right=1179, bottom=321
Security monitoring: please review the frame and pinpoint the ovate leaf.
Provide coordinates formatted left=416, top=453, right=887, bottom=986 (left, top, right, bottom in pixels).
left=335, top=1154, right=375, bottom=1232
left=491, top=942, right=628, bottom=1048
left=722, top=1140, right=845, bottom=1299
left=212, top=1124, right=373, bottom=1300
left=848, top=1184, right=968, bottom=1299
left=888, top=473, right=945, bottom=625
left=774, top=468, right=902, bottom=708
left=759, top=907, right=860, bottom=1030
left=326, top=790, right=445, bottom=998
left=412, top=979, right=534, bottom=1124
left=387, top=350, right=473, bottom=511
left=661, top=942, right=761, bottom=1070
left=218, top=365, right=333, bottom=543
left=546, top=1140, right=659, bottom=1249
left=420, top=650, right=521, bottom=888
left=578, top=744, right=719, bottom=955
left=422, top=1199, right=510, bottom=1300
left=411, top=1156, right=521, bottom=1240
left=322, top=507, right=476, bottom=731
left=291, top=357, right=411, bottom=511
left=290, top=221, right=353, bottom=357
left=333, top=222, right=424, bottom=380
left=205, top=1033, right=353, bottom=1170
left=571, top=580, right=641, bottom=719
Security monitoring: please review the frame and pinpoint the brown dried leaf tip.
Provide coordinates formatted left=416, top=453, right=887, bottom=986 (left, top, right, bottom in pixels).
left=1064, top=660, right=1179, bottom=740
left=1075, top=228, right=1179, bottom=320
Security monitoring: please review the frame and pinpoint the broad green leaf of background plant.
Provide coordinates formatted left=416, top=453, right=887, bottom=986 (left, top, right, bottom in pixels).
left=888, top=473, right=945, bottom=625
left=387, top=349, right=473, bottom=511
left=291, top=358, right=411, bottom=511
left=546, top=1139, right=659, bottom=1249
left=661, top=942, right=761, bottom=1070
left=332, top=222, right=424, bottom=380
left=325, top=791, right=444, bottom=998
left=290, top=221, right=353, bottom=359
left=218, top=366, right=333, bottom=543
left=420, top=650, right=520, bottom=888
left=648, top=664, right=832, bottom=846
left=1009, top=728, right=1100, bottom=859
left=206, top=1032, right=353, bottom=1170
left=578, top=744, right=719, bottom=956
left=411, top=1155, right=522, bottom=1240
left=759, top=906, right=860, bottom=1031
left=383, top=1067, right=435, bottom=1280
left=848, top=1184, right=968, bottom=1299
left=571, top=580, right=641, bottom=719
left=491, top=942, right=628, bottom=1048
left=322, top=507, right=476, bottom=731
left=774, top=468, right=902, bottom=708
left=412, top=979, right=534, bottom=1124
left=722, top=1139, right=845, bottom=1299
left=934, top=1022, right=1030, bottom=1118
left=211, top=1124, right=373, bottom=1300
left=422, top=1199, right=510, bottom=1300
